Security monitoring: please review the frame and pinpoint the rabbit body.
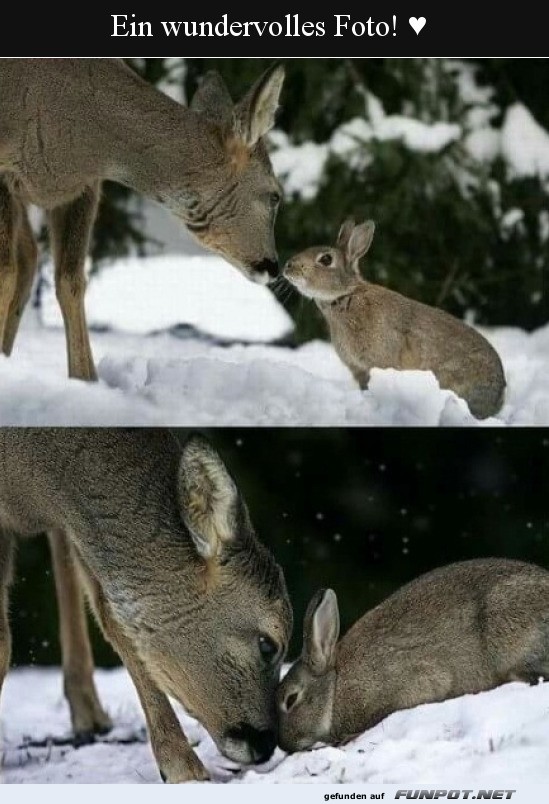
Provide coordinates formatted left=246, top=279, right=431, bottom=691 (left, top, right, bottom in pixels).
left=277, top=559, right=549, bottom=752
left=284, top=221, right=506, bottom=419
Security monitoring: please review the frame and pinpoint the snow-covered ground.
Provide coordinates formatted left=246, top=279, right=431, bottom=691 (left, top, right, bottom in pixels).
left=2, top=667, right=549, bottom=784
left=0, top=251, right=547, bottom=425
left=41, top=254, right=294, bottom=344
left=0, top=255, right=549, bottom=427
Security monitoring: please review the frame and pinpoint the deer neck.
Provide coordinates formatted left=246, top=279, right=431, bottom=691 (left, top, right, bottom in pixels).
left=4, top=60, right=227, bottom=215
left=49, top=60, right=227, bottom=211
left=102, top=91, right=225, bottom=213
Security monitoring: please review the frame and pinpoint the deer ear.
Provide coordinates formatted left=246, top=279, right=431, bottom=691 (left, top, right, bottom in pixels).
left=337, top=219, right=356, bottom=252
left=178, top=435, right=242, bottom=560
left=303, top=589, right=340, bottom=675
left=347, top=221, right=376, bottom=267
left=190, top=71, right=234, bottom=123
left=232, top=62, right=285, bottom=147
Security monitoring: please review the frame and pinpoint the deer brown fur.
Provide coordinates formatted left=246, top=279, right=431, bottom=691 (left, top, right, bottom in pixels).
left=0, top=59, right=285, bottom=379
left=0, top=429, right=292, bottom=782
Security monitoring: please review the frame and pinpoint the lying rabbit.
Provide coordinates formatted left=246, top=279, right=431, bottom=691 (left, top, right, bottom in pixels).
left=283, top=220, right=506, bottom=419
left=277, top=558, right=549, bottom=753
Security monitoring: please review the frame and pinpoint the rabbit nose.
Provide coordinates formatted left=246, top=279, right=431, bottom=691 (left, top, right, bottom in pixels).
left=283, top=259, right=296, bottom=277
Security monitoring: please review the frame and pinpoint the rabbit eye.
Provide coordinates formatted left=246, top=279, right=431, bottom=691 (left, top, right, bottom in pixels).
left=318, top=253, right=333, bottom=267
left=285, top=691, right=300, bottom=711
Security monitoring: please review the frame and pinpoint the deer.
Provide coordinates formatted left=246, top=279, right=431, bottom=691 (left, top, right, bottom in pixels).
left=0, top=58, right=285, bottom=380
left=277, top=558, right=549, bottom=754
left=0, top=429, right=293, bottom=782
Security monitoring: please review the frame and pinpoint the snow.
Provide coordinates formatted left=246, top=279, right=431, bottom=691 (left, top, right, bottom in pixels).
left=501, top=103, right=549, bottom=181
left=41, top=254, right=294, bottom=344
left=271, top=74, right=549, bottom=201
left=450, top=60, right=495, bottom=109
left=3, top=667, right=549, bottom=784
left=270, top=135, right=330, bottom=201
left=454, top=96, right=549, bottom=180
left=363, top=93, right=461, bottom=153
left=271, top=93, right=462, bottom=201
left=1, top=279, right=549, bottom=425
left=465, top=127, right=501, bottom=163
left=501, top=209, right=525, bottom=231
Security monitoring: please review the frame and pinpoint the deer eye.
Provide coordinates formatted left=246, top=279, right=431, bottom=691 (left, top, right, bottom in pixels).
left=259, top=635, right=279, bottom=664
left=318, top=253, right=333, bottom=267
left=270, top=191, right=282, bottom=208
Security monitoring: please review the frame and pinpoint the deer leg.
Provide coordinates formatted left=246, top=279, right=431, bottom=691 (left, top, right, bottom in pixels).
left=0, top=532, right=14, bottom=706
left=48, top=184, right=99, bottom=381
left=48, top=530, right=112, bottom=744
left=79, top=557, right=208, bottom=783
left=3, top=203, right=38, bottom=356
left=104, top=616, right=209, bottom=783
left=0, top=181, right=21, bottom=354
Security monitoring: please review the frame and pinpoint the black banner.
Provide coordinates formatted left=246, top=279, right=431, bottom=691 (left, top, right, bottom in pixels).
left=6, top=4, right=548, bottom=56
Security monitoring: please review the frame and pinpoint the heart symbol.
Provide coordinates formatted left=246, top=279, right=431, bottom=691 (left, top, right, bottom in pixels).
left=409, top=16, right=426, bottom=34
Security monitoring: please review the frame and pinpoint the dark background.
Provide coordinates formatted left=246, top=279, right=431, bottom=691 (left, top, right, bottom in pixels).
left=10, top=429, right=549, bottom=666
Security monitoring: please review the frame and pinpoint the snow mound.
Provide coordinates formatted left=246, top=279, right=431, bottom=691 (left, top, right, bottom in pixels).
left=3, top=667, right=549, bottom=784
left=1, top=311, right=548, bottom=425
left=246, top=680, right=549, bottom=786
left=41, top=254, right=294, bottom=343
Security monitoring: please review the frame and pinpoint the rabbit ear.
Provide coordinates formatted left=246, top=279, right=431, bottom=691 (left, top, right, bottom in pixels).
left=303, top=589, right=340, bottom=675
left=347, top=221, right=376, bottom=267
left=337, top=219, right=356, bottom=252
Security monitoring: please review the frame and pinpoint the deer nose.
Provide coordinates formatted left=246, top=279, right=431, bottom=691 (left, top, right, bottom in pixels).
left=252, top=258, right=279, bottom=281
left=225, top=723, right=277, bottom=764
left=249, top=727, right=277, bottom=763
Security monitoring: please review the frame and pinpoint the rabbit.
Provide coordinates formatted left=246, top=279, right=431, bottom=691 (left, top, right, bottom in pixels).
left=277, top=558, right=549, bottom=753
left=283, top=219, right=506, bottom=419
